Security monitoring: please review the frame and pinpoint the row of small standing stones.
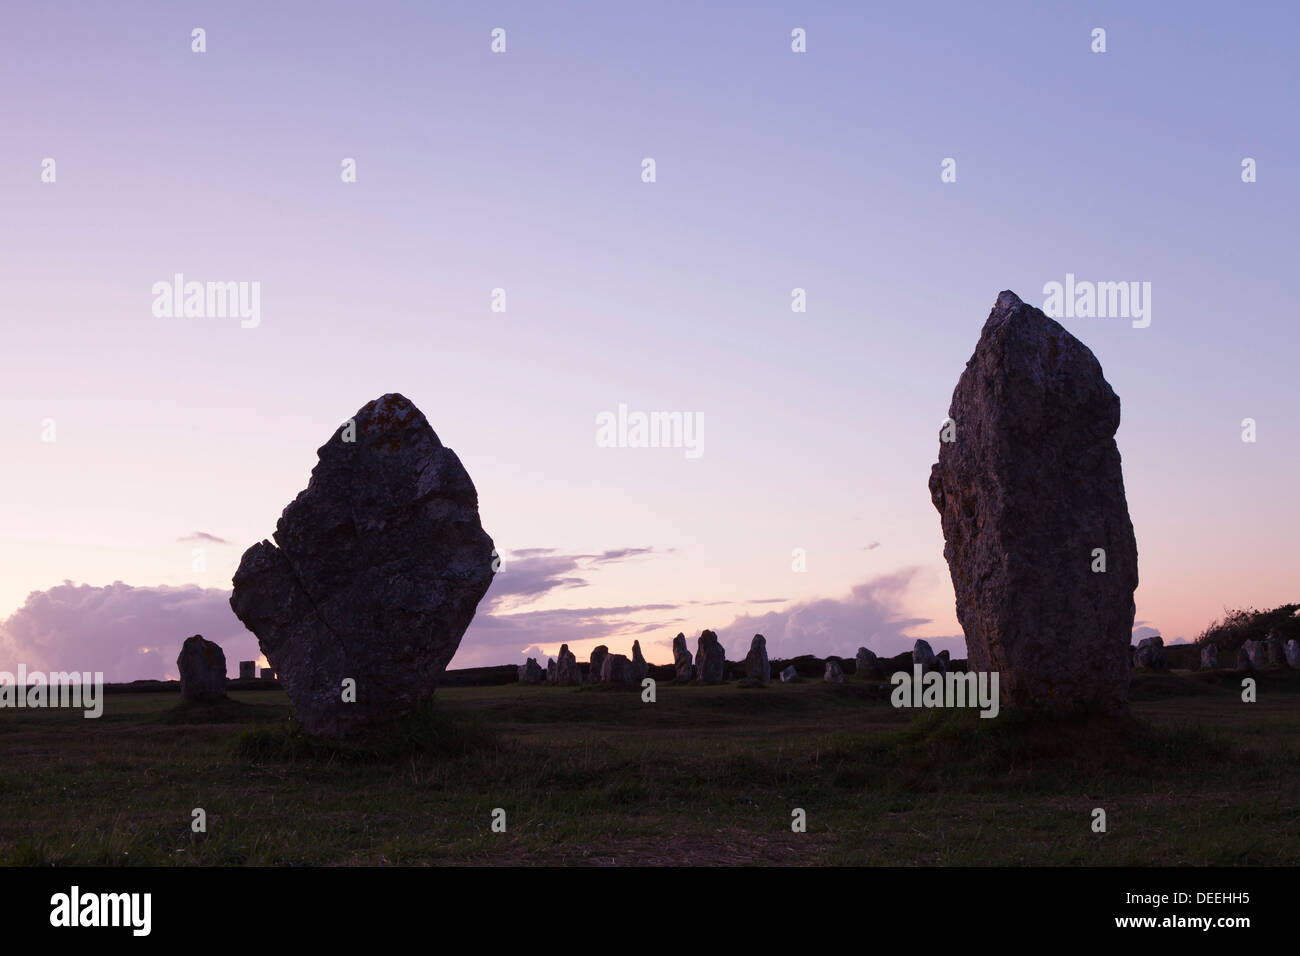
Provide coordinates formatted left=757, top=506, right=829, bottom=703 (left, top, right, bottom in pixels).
left=1133, top=631, right=1300, bottom=672
left=518, top=634, right=953, bottom=687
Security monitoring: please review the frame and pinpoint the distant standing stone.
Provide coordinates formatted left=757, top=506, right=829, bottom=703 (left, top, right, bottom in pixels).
left=556, top=644, right=583, bottom=685
left=1246, top=640, right=1270, bottom=671
left=929, top=292, right=1138, bottom=715
left=631, top=640, right=649, bottom=682
left=780, top=665, right=798, bottom=683
left=589, top=645, right=609, bottom=685
left=1200, top=644, right=1218, bottom=670
left=601, top=653, right=635, bottom=687
left=695, top=630, right=726, bottom=684
left=672, top=633, right=694, bottom=682
left=855, top=647, right=880, bottom=679
left=239, top=660, right=256, bottom=681
left=1266, top=630, right=1286, bottom=669
left=745, top=634, right=770, bottom=683
left=546, top=658, right=557, bottom=683
left=1286, top=639, right=1300, bottom=670
left=824, top=660, right=845, bottom=683
left=177, top=635, right=228, bottom=703
left=1135, top=636, right=1167, bottom=670
left=1237, top=642, right=1254, bottom=671
left=519, top=658, right=544, bottom=684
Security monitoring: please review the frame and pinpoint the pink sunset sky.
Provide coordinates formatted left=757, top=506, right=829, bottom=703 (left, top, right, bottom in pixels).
left=2, top=2, right=1297, bottom=680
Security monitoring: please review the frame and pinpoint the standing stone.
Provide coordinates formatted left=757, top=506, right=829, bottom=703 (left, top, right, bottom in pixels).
left=855, top=647, right=880, bottom=679
left=177, top=635, right=228, bottom=703
left=631, top=640, right=649, bottom=682
left=229, top=393, right=495, bottom=737
left=556, top=644, right=582, bottom=685
left=239, top=661, right=256, bottom=681
left=929, top=292, right=1138, bottom=715
left=1237, top=642, right=1255, bottom=671
left=261, top=667, right=276, bottom=680
left=1265, top=630, right=1286, bottom=669
left=824, top=660, right=845, bottom=683
left=694, top=630, right=726, bottom=683
left=1247, top=639, right=1270, bottom=671
left=589, top=645, right=609, bottom=685
left=780, top=665, right=798, bottom=683
left=745, top=634, right=770, bottom=683
left=1135, top=636, right=1167, bottom=671
left=1200, top=644, right=1219, bottom=670
left=936, top=649, right=950, bottom=675
left=518, top=658, right=543, bottom=684
left=546, top=658, right=557, bottom=683
left=913, top=640, right=938, bottom=675
left=1285, top=639, right=1300, bottom=670
left=601, top=653, right=635, bottom=687
left=672, top=633, right=694, bottom=682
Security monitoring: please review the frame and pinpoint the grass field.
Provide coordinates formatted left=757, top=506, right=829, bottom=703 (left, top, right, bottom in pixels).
left=1, top=670, right=1297, bottom=866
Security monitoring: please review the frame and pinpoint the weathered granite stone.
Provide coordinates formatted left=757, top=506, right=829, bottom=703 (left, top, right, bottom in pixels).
left=631, top=640, right=649, bottom=682
left=672, top=633, right=694, bottom=682
left=929, top=291, right=1138, bottom=715
left=855, top=647, right=880, bottom=679
left=177, top=635, right=228, bottom=703
left=546, top=658, right=557, bottom=683
left=589, top=645, right=609, bottom=685
left=745, top=634, right=770, bottom=683
left=780, top=665, right=799, bottom=683
left=601, top=653, right=635, bottom=687
left=229, top=393, right=495, bottom=737
left=1135, top=636, right=1167, bottom=670
left=518, top=657, right=543, bottom=684
left=1247, top=639, right=1270, bottom=671
left=695, top=630, right=725, bottom=683
left=1237, top=642, right=1255, bottom=671
left=1266, top=630, right=1286, bottom=669
left=1286, top=639, right=1300, bottom=670
left=1200, top=644, right=1218, bottom=670
left=556, top=644, right=582, bottom=685
left=912, top=640, right=938, bottom=675
left=824, top=659, right=845, bottom=683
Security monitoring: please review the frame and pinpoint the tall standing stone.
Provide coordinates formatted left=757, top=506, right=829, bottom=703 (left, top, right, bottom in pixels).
left=745, top=634, right=770, bottom=683
left=855, top=647, right=880, bottom=679
left=1135, top=636, right=1167, bottom=670
left=177, top=635, right=228, bottom=703
left=913, top=640, right=938, bottom=675
left=631, top=640, right=649, bottom=682
left=1285, top=639, right=1300, bottom=670
left=601, top=653, right=635, bottom=687
left=929, top=292, right=1138, bottom=715
left=546, top=658, right=557, bottom=683
left=556, top=644, right=582, bottom=685
left=672, top=633, right=694, bottom=682
left=229, top=393, right=495, bottom=737
left=589, top=645, right=609, bottom=685
left=694, top=630, right=726, bottom=683
left=1200, top=644, right=1219, bottom=670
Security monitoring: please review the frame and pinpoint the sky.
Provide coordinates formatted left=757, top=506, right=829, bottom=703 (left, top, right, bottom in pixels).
left=2, top=1, right=1297, bottom=680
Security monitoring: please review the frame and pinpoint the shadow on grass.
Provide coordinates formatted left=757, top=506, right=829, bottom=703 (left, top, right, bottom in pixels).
left=231, top=699, right=499, bottom=763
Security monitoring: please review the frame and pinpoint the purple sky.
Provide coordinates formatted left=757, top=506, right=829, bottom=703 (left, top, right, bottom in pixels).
left=2, top=2, right=1297, bottom=679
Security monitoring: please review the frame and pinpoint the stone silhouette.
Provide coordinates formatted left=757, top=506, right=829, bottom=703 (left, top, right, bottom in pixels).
left=1246, top=640, right=1270, bottom=671
left=855, top=647, right=880, bottom=679
left=601, top=653, right=635, bottom=687
left=631, top=640, right=649, bottom=682
left=556, top=644, right=583, bottom=686
left=780, top=665, right=798, bottom=683
left=1135, top=636, right=1167, bottom=670
left=913, top=640, right=939, bottom=675
left=1286, top=639, right=1300, bottom=670
left=1200, top=644, right=1218, bottom=670
left=589, top=645, right=609, bottom=685
left=824, top=660, right=845, bottom=683
left=745, top=634, right=770, bottom=683
left=546, top=658, right=557, bottom=683
left=519, top=658, right=544, bottom=684
left=929, top=291, right=1138, bottom=715
left=177, top=635, right=228, bottom=703
left=229, top=393, right=495, bottom=737
left=694, top=630, right=726, bottom=683
left=1237, top=641, right=1255, bottom=671
left=1265, top=630, right=1286, bottom=668
left=672, top=633, right=694, bottom=682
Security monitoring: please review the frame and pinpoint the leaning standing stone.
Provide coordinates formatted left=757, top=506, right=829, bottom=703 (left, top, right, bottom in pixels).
left=556, top=644, right=582, bottom=685
left=589, top=645, right=609, bottom=685
left=672, top=633, right=694, bottom=682
left=855, top=647, right=880, bottom=679
left=631, top=640, right=649, bottom=682
left=929, top=292, right=1138, bottom=715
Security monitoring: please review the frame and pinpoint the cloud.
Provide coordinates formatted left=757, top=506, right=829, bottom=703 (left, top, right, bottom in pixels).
left=714, top=568, right=960, bottom=661
left=483, top=548, right=658, bottom=611
left=0, top=581, right=255, bottom=682
left=177, top=532, right=231, bottom=545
